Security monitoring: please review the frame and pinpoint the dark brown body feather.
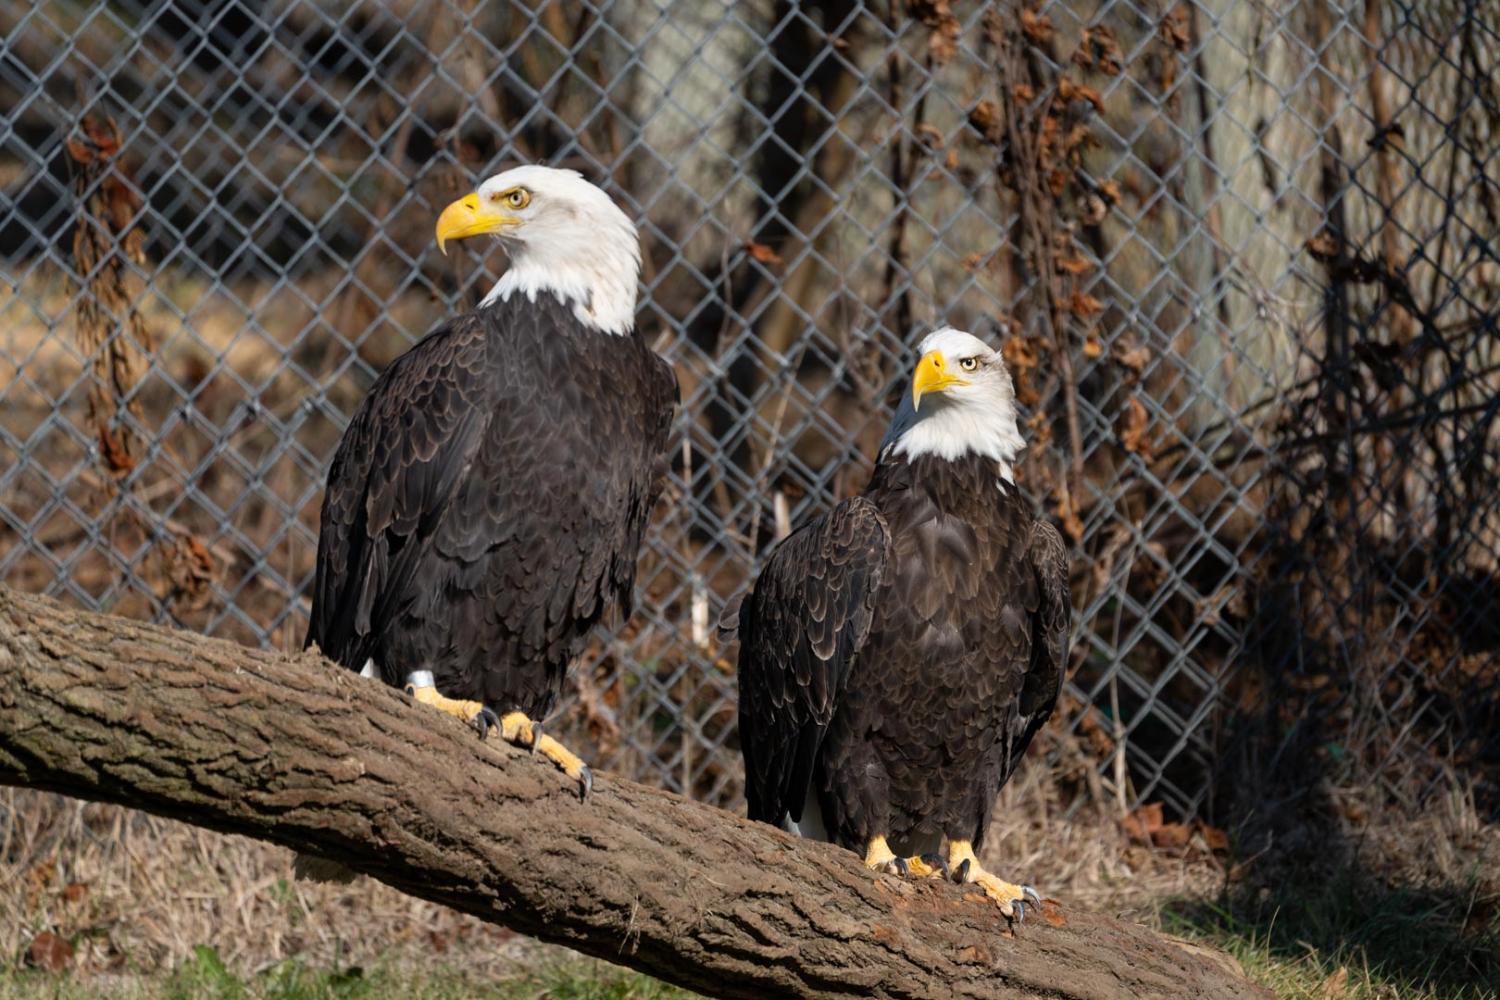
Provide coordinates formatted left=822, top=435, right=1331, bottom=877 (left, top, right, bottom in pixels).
left=731, top=452, right=1069, bottom=855
left=307, top=292, right=676, bottom=717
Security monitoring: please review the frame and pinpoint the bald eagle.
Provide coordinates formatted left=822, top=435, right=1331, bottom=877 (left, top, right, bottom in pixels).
left=722, top=328, right=1070, bottom=922
left=307, top=165, right=676, bottom=799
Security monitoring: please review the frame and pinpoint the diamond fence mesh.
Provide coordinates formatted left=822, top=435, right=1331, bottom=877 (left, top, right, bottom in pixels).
left=1, top=0, right=1496, bottom=824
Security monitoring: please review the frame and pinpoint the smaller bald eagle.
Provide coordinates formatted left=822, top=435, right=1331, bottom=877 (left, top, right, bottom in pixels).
left=723, top=328, right=1070, bottom=922
left=306, top=166, right=675, bottom=805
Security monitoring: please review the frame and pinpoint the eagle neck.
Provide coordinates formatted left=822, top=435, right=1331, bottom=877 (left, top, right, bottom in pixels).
left=483, top=259, right=636, bottom=337
left=873, top=451, right=1018, bottom=507
left=880, top=393, right=1023, bottom=482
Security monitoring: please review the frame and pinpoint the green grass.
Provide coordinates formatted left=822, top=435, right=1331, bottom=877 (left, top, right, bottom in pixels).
left=0, top=948, right=701, bottom=1000
left=1162, top=871, right=1500, bottom=999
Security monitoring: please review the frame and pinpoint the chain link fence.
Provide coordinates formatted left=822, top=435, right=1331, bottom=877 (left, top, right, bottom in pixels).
left=2, top=0, right=1496, bottom=825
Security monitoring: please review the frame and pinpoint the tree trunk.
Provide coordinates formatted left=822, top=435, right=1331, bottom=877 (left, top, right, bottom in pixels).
left=0, top=586, right=1267, bottom=1000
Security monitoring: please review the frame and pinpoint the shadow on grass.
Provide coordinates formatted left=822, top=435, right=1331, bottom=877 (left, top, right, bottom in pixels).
left=1161, top=866, right=1499, bottom=998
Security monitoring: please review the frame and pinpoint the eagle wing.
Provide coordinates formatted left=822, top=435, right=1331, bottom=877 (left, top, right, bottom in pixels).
left=306, top=317, right=488, bottom=666
left=728, top=497, right=891, bottom=826
left=1007, top=519, right=1070, bottom=770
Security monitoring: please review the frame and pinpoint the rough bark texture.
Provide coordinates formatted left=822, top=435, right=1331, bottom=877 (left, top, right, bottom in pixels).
left=0, top=587, right=1268, bottom=1000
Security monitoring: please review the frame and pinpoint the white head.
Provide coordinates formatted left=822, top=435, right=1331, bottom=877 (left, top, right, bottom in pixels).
left=880, top=327, right=1026, bottom=480
left=435, top=165, right=640, bottom=335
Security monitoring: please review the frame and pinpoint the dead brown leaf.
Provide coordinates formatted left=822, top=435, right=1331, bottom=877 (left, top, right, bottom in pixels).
left=1069, top=291, right=1104, bottom=318
left=1082, top=335, right=1103, bottom=359
left=1367, top=122, right=1405, bottom=152
left=745, top=241, right=783, bottom=267
left=1054, top=489, right=1084, bottom=542
left=944, top=148, right=959, bottom=171
left=915, top=123, right=945, bottom=149
left=1039, top=899, right=1068, bottom=927
left=908, top=0, right=960, bottom=63
left=1019, top=8, right=1054, bottom=45
left=1079, top=193, right=1108, bottom=226
left=62, top=882, right=89, bottom=904
left=1123, top=802, right=1197, bottom=850
left=1012, top=82, right=1035, bottom=103
left=1064, top=126, right=1099, bottom=164
left=1056, top=255, right=1092, bottom=276
left=1074, top=25, right=1123, bottom=75
left=1062, top=697, right=1116, bottom=758
left=1001, top=335, right=1041, bottom=393
left=1122, top=802, right=1164, bottom=845
left=968, top=100, right=1004, bottom=144
left=1025, top=409, right=1053, bottom=448
left=161, top=534, right=216, bottom=610
left=65, top=117, right=123, bottom=165
left=1306, top=232, right=1341, bottom=261
left=28, top=931, right=72, bottom=972
left=1195, top=822, right=1230, bottom=853
left=1118, top=395, right=1153, bottom=458
left=97, top=421, right=136, bottom=476
left=1153, top=822, right=1192, bottom=850
left=1160, top=8, right=1191, bottom=51
left=1098, top=179, right=1123, bottom=205
left=1115, top=343, right=1151, bottom=376
left=1057, top=78, right=1104, bottom=112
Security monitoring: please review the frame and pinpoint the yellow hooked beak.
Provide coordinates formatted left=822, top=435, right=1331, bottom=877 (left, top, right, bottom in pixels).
left=911, top=351, right=970, bottom=411
left=435, top=193, right=519, bottom=255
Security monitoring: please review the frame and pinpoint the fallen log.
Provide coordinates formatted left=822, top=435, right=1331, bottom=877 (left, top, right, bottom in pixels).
left=0, top=586, right=1267, bottom=999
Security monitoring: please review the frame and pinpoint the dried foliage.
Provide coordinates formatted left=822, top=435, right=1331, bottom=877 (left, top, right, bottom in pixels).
left=908, top=0, right=961, bottom=63
left=66, top=117, right=150, bottom=470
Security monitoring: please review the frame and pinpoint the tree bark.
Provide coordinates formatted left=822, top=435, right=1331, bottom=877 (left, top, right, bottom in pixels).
left=0, top=587, right=1267, bottom=1000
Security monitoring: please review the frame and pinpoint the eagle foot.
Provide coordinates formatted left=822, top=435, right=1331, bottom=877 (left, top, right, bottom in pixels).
left=405, top=683, right=492, bottom=731
left=949, top=842, right=1041, bottom=923
left=862, top=837, right=948, bottom=880
left=496, top=711, right=594, bottom=802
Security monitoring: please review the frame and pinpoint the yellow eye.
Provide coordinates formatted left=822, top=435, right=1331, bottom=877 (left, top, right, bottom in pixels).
left=959, top=356, right=979, bottom=372
left=505, top=188, right=530, bottom=209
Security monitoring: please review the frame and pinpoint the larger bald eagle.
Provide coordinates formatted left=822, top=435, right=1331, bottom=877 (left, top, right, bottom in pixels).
left=307, top=165, right=676, bottom=799
left=723, top=328, right=1069, bottom=922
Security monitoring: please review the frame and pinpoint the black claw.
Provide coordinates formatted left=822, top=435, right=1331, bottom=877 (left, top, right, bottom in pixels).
left=1011, top=899, right=1027, bottom=925
left=893, top=856, right=910, bottom=878
left=954, top=857, right=972, bottom=883
left=403, top=684, right=416, bottom=699
left=473, top=706, right=501, bottom=740
left=1023, top=886, right=1042, bottom=909
left=922, top=853, right=949, bottom=879
left=528, top=720, right=545, bottom=754
left=578, top=765, right=593, bottom=802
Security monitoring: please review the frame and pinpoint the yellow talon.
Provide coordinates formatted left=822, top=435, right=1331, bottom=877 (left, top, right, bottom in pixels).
left=406, top=683, right=486, bottom=723
left=862, top=836, right=947, bottom=879
left=497, top=711, right=594, bottom=801
left=947, top=840, right=1041, bottom=921
left=903, top=855, right=944, bottom=879
left=404, top=691, right=593, bottom=800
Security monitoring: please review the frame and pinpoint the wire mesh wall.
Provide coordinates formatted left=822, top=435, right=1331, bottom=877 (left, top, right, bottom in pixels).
left=1, top=0, right=1496, bottom=822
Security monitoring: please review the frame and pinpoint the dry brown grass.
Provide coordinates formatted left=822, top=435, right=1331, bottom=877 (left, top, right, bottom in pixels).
left=0, top=788, right=535, bottom=982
